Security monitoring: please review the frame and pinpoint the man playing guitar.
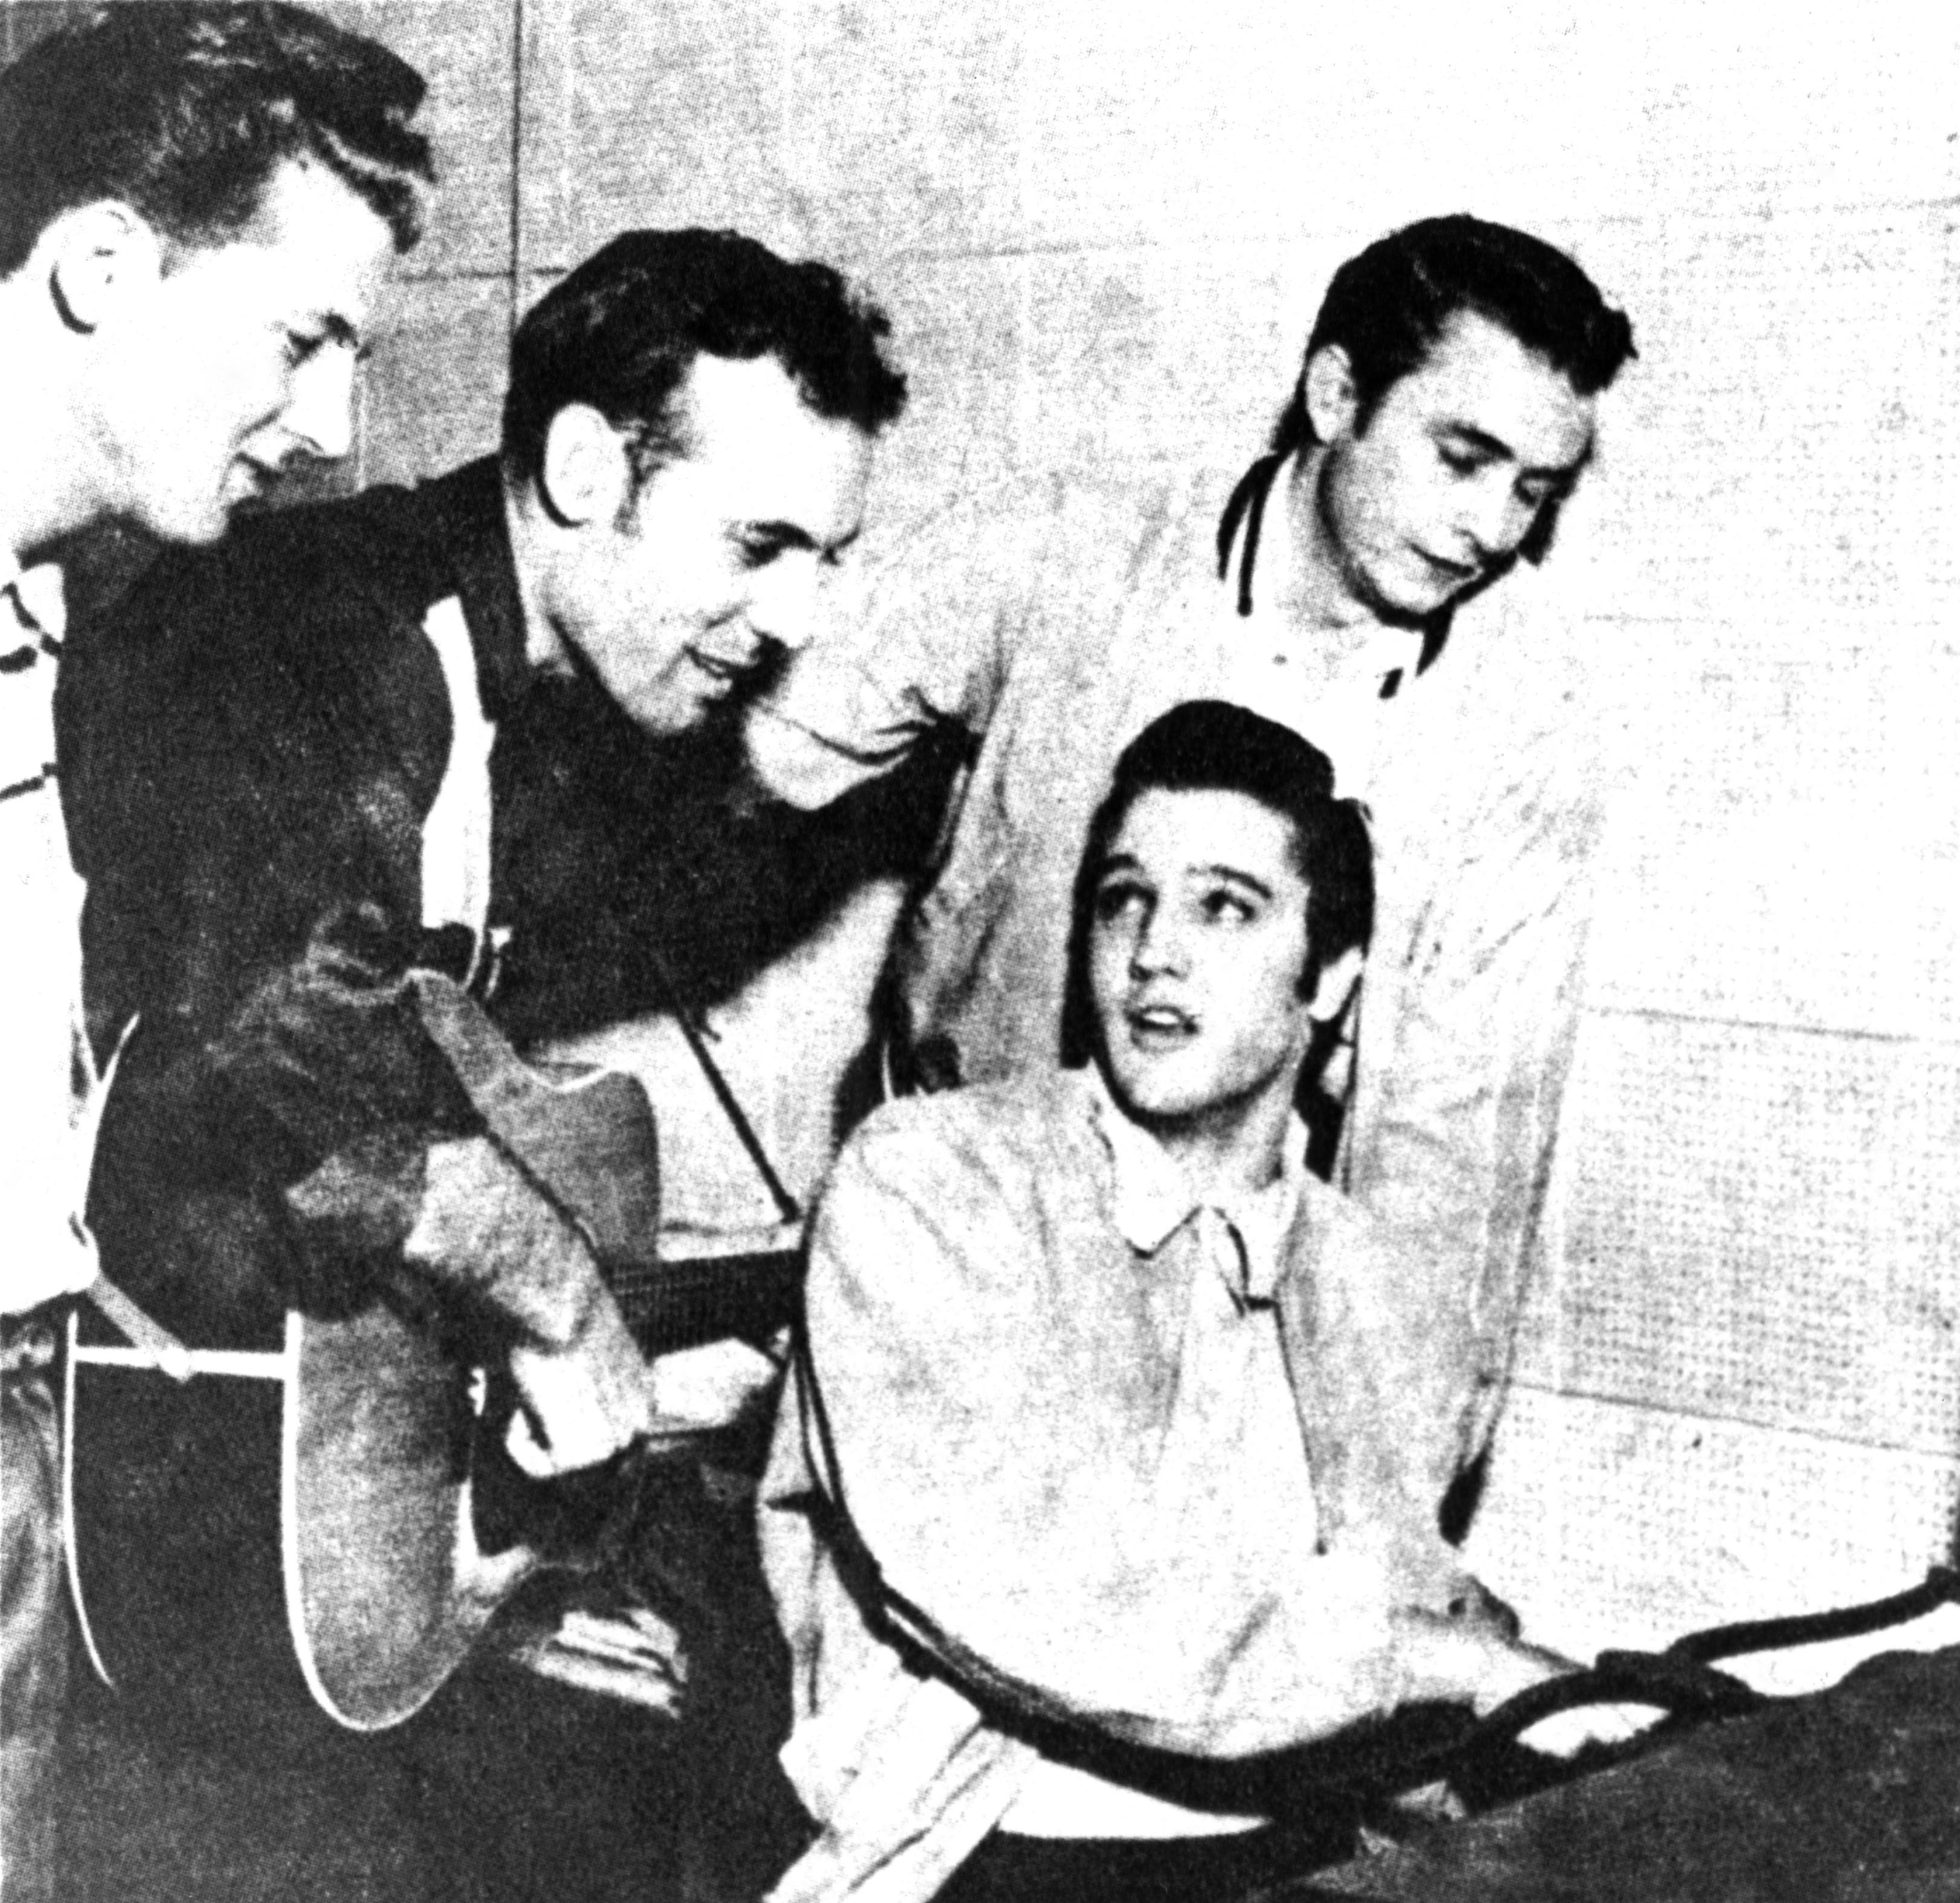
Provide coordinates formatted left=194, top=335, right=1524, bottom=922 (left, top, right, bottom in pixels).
left=60, top=225, right=909, bottom=1903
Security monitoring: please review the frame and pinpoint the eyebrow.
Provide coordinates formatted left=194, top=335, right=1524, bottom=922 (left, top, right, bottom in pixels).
left=1196, top=863, right=1274, bottom=900
left=741, top=520, right=865, bottom=559
left=1095, top=854, right=1274, bottom=900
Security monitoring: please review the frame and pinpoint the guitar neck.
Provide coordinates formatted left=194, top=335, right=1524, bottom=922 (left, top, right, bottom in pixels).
left=608, top=1248, right=803, bottom=1356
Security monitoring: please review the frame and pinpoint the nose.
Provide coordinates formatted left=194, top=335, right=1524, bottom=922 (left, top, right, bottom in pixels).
left=746, top=555, right=826, bottom=654
left=281, top=343, right=360, bottom=464
left=1458, top=477, right=1534, bottom=562
left=1129, top=903, right=1188, bottom=977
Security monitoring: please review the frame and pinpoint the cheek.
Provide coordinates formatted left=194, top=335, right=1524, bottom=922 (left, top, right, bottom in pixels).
left=1382, top=444, right=1442, bottom=528
left=603, top=551, right=681, bottom=646
left=660, top=550, right=746, bottom=629
left=1226, top=953, right=1311, bottom=1047
left=1331, top=446, right=1406, bottom=551
left=178, top=342, right=288, bottom=455
left=1087, top=927, right=1128, bottom=1007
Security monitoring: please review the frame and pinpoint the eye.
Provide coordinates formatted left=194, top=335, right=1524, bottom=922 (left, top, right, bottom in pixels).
left=280, top=326, right=326, bottom=369
left=736, top=531, right=790, bottom=571
left=1093, top=877, right=1149, bottom=925
left=1438, top=443, right=1486, bottom=479
left=1198, top=886, right=1257, bottom=926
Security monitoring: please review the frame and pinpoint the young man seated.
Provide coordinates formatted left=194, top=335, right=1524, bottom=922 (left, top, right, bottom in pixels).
left=759, top=700, right=1611, bottom=1903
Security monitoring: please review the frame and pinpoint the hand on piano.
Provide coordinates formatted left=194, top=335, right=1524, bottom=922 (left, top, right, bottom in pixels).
left=1469, top=1636, right=1665, bottom=1762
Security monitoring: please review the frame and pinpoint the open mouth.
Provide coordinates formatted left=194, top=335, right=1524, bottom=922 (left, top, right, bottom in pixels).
left=688, top=647, right=756, bottom=690
left=1124, top=1000, right=1197, bottom=1046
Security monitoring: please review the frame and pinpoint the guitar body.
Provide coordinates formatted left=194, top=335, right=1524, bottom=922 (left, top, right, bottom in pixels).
left=66, top=973, right=797, bottom=1732
left=68, top=1299, right=495, bottom=1733
left=290, top=1300, right=503, bottom=1726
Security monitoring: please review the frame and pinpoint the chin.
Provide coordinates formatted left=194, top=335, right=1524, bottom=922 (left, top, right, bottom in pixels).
left=133, top=485, right=232, bottom=546
left=154, top=508, right=230, bottom=548
left=1375, top=576, right=1456, bottom=626
left=630, top=698, right=713, bottom=740
left=1105, top=1063, right=1207, bottom=1128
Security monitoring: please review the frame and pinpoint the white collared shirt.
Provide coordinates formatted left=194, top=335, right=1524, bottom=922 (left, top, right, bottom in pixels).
left=0, top=546, right=99, bottom=1314
left=999, top=1077, right=1316, bottom=1841
left=1090, top=1067, right=1308, bottom=1304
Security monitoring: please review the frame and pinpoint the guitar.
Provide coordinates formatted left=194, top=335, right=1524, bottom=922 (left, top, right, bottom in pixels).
left=63, top=970, right=802, bottom=1734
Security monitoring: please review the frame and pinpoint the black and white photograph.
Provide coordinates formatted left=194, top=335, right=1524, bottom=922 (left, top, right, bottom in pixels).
left=3, top=4, right=1959, bottom=1899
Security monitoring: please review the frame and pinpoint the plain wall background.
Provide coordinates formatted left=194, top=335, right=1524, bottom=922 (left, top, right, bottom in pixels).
left=13, top=0, right=1960, bottom=1678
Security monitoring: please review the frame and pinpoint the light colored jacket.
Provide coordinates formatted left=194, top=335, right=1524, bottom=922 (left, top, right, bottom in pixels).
left=761, top=1068, right=1504, bottom=1902
left=748, top=465, right=1609, bottom=1471
left=0, top=553, right=97, bottom=1315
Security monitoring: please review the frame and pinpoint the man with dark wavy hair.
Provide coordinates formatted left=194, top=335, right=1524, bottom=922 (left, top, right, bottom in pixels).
left=69, top=229, right=906, bottom=1441
left=763, top=704, right=1627, bottom=1903
left=0, top=10, right=430, bottom=1895
left=61, top=223, right=906, bottom=1902
left=750, top=213, right=1635, bottom=1531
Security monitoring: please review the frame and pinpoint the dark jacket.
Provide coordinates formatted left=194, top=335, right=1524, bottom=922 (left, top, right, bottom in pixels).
left=61, top=460, right=808, bottom=1336
left=62, top=455, right=951, bottom=1340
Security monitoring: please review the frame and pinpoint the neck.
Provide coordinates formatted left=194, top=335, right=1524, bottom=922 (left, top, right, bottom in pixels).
left=0, top=287, right=112, bottom=561
left=1137, top=1081, right=1297, bottom=1207
left=1259, top=443, right=1393, bottom=651
left=501, top=475, right=571, bottom=676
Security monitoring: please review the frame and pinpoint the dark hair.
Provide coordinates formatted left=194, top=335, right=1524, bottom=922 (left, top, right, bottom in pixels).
left=1267, top=214, right=1636, bottom=461
left=501, top=228, right=909, bottom=492
left=0, top=4, right=433, bottom=277
left=1059, top=701, right=1375, bottom=1067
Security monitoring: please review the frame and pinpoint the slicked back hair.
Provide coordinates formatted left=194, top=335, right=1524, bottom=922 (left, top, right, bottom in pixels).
left=502, top=227, right=909, bottom=495
left=1059, top=700, right=1375, bottom=1068
left=0, top=4, right=433, bottom=276
left=1268, top=213, right=1635, bottom=460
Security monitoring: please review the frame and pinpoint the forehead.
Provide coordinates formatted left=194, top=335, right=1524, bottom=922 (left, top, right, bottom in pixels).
left=658, top=352, right=872, bottom=531
left=1385, top=308, right=1595, bottom=470
left=170, top=157, right=394, bottom=334
left=1105, top=785, right=1306, bottom=890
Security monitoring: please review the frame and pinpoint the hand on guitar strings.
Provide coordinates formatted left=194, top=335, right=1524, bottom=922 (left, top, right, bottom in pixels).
left=504, top=1303, right=661, bottom=1477
left=406, top=1136, right=664, bottom=1476
left=645, top=1337, right=784, bottom=1431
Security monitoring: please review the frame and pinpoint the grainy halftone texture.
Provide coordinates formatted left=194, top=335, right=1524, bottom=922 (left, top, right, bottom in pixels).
left=19, top=0, right=1960, bottom=1764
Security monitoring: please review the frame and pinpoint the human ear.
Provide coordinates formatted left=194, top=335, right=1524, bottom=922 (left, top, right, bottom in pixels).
left=1303, top=343, right=1360, bottom=444
left=1306, top=943, right=1365, bottom=1023
left=44, top=201, right=164, bottom=334
left=537, top=404, right=631, bottom=530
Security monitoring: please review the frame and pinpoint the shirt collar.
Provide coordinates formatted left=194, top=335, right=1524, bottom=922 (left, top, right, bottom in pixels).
left=404, top=459, right=530, bottom=719
left=1227, top=450, right=1436, bottom=687
left=0, top=543, right=66, bottom=654
left=1086, top=1063, right=1308, bottom=1271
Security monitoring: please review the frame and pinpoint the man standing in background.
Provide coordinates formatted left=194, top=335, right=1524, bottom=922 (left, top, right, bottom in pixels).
left=0, top=6, right=432, bottom=1897
left=749, top=214, right=1635, bottom=1520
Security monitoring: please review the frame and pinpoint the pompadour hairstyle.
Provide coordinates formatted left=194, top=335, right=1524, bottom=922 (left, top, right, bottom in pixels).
left=0, top=4, right=433, bottom=277
left=1059, top=699, right=1375, bottom=1068
left=501, top=227, right=909, bottom=493
left=1268, top=213, right=1636, bottom=459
